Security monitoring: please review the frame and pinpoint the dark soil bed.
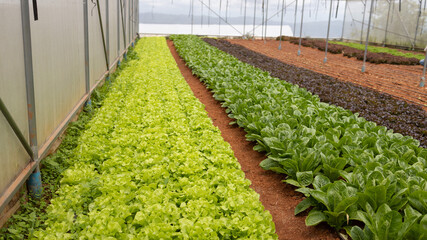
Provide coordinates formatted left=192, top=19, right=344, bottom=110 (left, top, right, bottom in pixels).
left=203, top=38, right=427, bottom=148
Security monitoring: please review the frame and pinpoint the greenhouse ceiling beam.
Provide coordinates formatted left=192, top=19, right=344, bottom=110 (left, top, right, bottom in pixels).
left=252, top=0, right=257, bottom=39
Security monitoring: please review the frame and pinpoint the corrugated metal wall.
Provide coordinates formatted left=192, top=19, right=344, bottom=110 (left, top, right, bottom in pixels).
left=0, top=0, right=138, bottom=211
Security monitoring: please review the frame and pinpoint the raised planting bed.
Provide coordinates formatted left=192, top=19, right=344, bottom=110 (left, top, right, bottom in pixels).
left=203, top=38, right=427, bottom=148
left=32, top=37, right=277, bottom=239
left=172, top=35, right=427, bottom=240
left=331, top=41, right=425, bottom=60
left=288, top=38, right=420, bottom=65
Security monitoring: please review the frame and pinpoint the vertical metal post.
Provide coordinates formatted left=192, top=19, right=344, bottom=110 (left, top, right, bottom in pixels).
left=362, top=0, right=374, bottom=73
left=293, top=0, right=298, bottom=37
left=420, top=52, right=427, bottom=87
left=106, top=0, right=110, bottom=68
left=279, top=0, right=285, bottom=49
left=20, top=0, right=38, bottom=161
left=219, top=0, right=222, bottom=35
left=324, top=0, right=333, bottom=63
left=192, top=0, right=195, bottom=33
left=413, top=0, right=422, bottom=50
left=265, top=0, right=269, bottom=41
left=21, top=0, right=41, bottom=199
left=117, top=0, right=120, bottom=59
left=243, top=0, right=247, bottom=37
left=83, top=0, right=91, bottom=102
left=383, top=0, right=392, bottom=46
left=262, top=0, right=265, bottom=40
left=297, top=0, right=305, bottom=56
left=124, top=0, right=127, bottom=46
left=340, top=0, right=348, bottom=41
left=360, top=0, right=367, bottom=44
left=253, top=0, right=257, bottom=39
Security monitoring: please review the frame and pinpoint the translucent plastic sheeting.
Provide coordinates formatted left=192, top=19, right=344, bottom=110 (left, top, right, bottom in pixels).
left=29, top=0, right=86, bottom=146
left=109, top=0, right=119, bottom=65
left=88, top=0, right=108, bottom=86
left=0, top=0, right=31, bottom=195
left=342, top=0, right=427, bottom=48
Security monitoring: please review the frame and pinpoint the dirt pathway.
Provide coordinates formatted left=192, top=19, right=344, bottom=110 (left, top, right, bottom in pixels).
left=167, top=40, right=339, bottom=240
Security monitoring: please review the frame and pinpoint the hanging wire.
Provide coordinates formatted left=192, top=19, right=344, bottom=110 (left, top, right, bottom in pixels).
left=208, top=0, right=211, bottom=25
left=399, top=0, right=401, bottom=12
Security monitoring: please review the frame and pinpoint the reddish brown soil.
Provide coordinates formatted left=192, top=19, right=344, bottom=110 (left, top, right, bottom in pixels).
left=167, top=40, right=339, bottom=240
left=228, top=39, right=427, bottom=111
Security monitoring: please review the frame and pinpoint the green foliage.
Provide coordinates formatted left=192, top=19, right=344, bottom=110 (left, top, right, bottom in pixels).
left=0, top=43, right=137, bottom=239
left=29, top=37, right=276, bottom=239
left=331, top=41, right=425, bottom=60
left=171, top=34, right=427, bottom=237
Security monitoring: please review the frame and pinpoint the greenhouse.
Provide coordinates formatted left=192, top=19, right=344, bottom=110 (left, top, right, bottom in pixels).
left=1, top=0, right=426, bottom=239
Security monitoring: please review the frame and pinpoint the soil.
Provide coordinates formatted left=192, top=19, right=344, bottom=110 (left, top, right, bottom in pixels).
left=203, top=38, right=427, bottom=147
left=167, top=40, right=339, bottom=240
left=228, top=39, right=427, bottom=111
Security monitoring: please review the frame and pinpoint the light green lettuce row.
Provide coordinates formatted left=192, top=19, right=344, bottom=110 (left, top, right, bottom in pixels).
left=33, top=37, right=277, bottom=239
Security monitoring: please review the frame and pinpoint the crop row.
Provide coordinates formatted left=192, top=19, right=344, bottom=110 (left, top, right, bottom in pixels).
left=33, top=37, right=277, bottom=239
left=288, top=38, right=420, bottom=65
left=331, top=41, right=425, bottom=60
left=172, top=35, right=427, bottom=239
left=203, top=38, right=427, bottom=148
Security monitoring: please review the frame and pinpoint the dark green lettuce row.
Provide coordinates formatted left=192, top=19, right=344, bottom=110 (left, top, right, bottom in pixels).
left=171, top=35, right=427, bottom=240
left=203, top=38, right=427, bottom=148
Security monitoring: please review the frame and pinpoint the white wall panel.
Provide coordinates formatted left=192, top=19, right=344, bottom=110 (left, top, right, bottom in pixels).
left=30, top=0, right=86, bottom=146
left=0, top=0, right=31, bottom=195
left=109, top=0, right=118, bottom=64
left=88, top=0, right=108, bottom=86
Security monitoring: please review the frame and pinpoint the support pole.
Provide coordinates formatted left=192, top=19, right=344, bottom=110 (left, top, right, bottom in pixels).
left=106, top=0, right=110, bottom=66
left=21, top=0, right=41, bottom=199
left=219, top=0, right=222, bottom=35
left=0, top=98, right=33, bottom=159
left=117, top=0, right=120, bottom=62
left=265, top=0, right=269, bottom=41
left=191, top=0, right=194, bottom=34
left=96, top=0, right=110, bottom=72
left=293, top=0, right=298, bottom=37
left=360, top=0, right=367, bottom=44
left=297, top=0, right=305, bottom=56
left=383, top=0, right=392, bottom=47
left=120, top=0, right=127, bottom=49
left=253, top=0, right=257, bottom=39
left=413, top=0, right=422, bottom=49
left=243, top=0, right=247, bottom=37
left=324, top=0, right=333, bottom=63
left=83, top=0, right=91, bottom=104
left=362, top=0, right=374, bottom=73
left=279, top=0, right=285, bottom=49
left=262, top=0, right=265, bottom=40
left=340, top=0, right=348, bottom=41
